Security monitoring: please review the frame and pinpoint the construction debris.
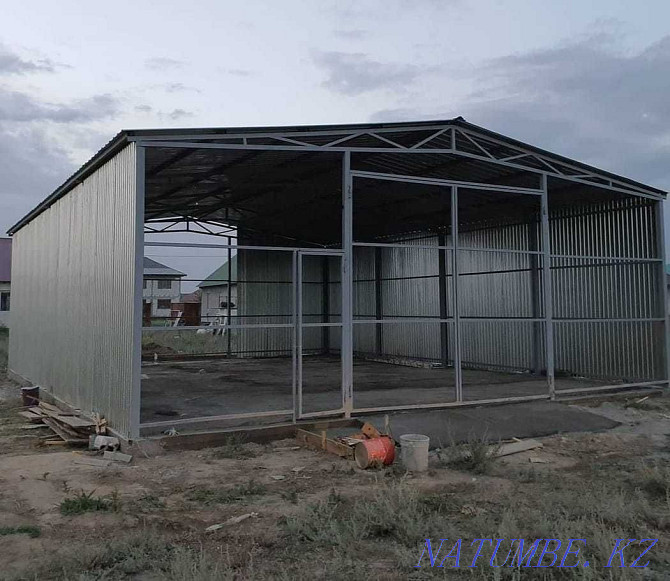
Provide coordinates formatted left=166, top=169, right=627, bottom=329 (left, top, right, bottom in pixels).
left=205, top=512, right=259, bottom=532
left=19, top=402, right=100, bottom=446
left=89, top=435, right=120, bottom=451
left=103, top=451, right=133, bottom=464
left=295, top=421, right=396, bottom=468
left=496, top=439, right=543, bottom=457
left=73, top=457, right=112, bottom=468
left=529, top=457, right=548, bottom=464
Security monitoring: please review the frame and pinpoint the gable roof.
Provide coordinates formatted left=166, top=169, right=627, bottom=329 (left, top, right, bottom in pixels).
left=199, top=255, right=237, bottom=288
left=7, top=117, right=666, bottom=236
left=0, top=238, right=11, bottom=282
left=143, top=257, right=185, bottom=278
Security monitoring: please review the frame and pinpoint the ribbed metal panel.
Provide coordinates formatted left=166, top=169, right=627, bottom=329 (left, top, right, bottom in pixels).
left=9, top=144, right=138, bottom=437
left=232, top=196, right=663, bottom=389
left=236, top=249, right=293, bottom=356
left=550, top=198, right=663, bottom=380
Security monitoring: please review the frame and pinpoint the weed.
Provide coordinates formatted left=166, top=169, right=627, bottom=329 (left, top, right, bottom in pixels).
left=283, top=483, right=443, bottom=548
left=134, top=493, right=167, bottom=511
left=439, top=431, right=501, bottom=474
left=638, top=461, right=670, bottom=500
left=186, top=479, right=266, bottom=505
left=60, top=489, right=121, bottom=515
left=280, top=489, right=299, bottom=504
left=211, top=433, right=257, bottom=460
left=0, top=525, right=41, bottom=538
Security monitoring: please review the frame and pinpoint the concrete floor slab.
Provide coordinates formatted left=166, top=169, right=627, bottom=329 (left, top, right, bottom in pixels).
left=141, top=356, right=611, bottom=429
left=365, top=402, right=620, bottom=448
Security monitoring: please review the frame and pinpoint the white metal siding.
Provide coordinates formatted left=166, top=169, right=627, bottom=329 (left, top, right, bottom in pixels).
left=9, top=144, right=139, bottom=437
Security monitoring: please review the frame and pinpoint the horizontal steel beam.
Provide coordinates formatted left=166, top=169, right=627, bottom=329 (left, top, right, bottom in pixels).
left=140, top=409, right=294, bottom=429
left=351, top=170, right=544, bottom=195
left=144, top=241, right=340, bottom=253
left=353, top=393, right=550, bottom=414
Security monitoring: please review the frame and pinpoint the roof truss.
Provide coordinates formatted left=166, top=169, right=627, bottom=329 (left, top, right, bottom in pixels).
left=131, top=122, right=663, bottom=200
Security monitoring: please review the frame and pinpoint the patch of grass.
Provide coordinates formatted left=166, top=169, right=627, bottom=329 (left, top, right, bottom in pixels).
left=60, top=490, right=121, bottom=515
left=280, top=489, right=299, bottom=504
left=283, top=484, right=449, bottom=548
left=211, top=433, right=257, bottom=460
left=638, top=461, right=670, bottom=500
left=132, top=493, right=167, bottom=511
left=439, top=432, right=502, bottom=474
left=186, top=479, right=266, bottom=505
left=142, top=330, right=236, bottom=357
left=0, top=525, right=41, bottom=538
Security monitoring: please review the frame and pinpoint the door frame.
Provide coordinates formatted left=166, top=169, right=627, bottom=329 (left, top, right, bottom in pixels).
left=295, top=249, right=345, bottom=419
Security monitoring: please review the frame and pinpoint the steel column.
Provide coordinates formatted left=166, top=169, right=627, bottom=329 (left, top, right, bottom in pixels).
left=654, top=200, right=670, bottom=383
left=296, top=253, right=303, bottom=416
left=438, top=233, right=450, bottom=368
left=292, top=250, right=298, bottom=422
left=226, top=236, right=232, bottom=353
left=451, top=186, right=463, bottom=401
left=540, top=174, right=555, bottom=398
left=374, top=246, right=383, bottom=355
left=342, top=152, right=354, bottom=415
left=321, top=256, right=330, bottom=353
left=130, top=144, right=145, bottom=441
left=529, top=221, right=543, bottom=374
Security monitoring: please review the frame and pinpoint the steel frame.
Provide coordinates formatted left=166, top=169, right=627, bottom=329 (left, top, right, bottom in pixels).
left=132, top=122, right=663, bottom=201
left=134, top=133, right=669, bottom=435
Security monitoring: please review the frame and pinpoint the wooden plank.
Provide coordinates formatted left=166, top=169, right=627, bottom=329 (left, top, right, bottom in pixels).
left=158, top=418, right=361, bottom=451
left=18, top=411, right=44, bottom=423
left=295, top=429, right=354, bottom=459
left=361, top=422, right=382, bottom=439
left=39, top=402, right=66, bottom=414
left=55, top=415, right=96, bottom=429
left=495, top=439, right=543, bottom=457
left=42, top=418, right=87, bottom=445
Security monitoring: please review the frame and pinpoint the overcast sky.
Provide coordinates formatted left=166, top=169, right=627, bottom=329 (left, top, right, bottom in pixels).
left=2, top=0, right=670, bottom=257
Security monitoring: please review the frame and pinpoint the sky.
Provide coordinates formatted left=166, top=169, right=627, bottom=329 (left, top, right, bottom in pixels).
left=1, top=0, right=670, bottom=262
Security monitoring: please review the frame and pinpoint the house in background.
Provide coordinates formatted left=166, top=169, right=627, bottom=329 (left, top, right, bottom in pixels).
left=143, top=257, right=185, bottom=324
left=171, top=291, right=202, bottom=327
left=199, top=256, right=237, bottom=325
left=0, top=238, right=11, bottom=328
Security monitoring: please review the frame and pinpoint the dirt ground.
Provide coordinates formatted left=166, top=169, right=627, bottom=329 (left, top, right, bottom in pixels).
left=2, top=351, right=670, bottom=579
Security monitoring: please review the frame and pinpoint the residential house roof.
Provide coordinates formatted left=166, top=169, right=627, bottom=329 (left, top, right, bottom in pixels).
left=199, top=255, right=237, bottom=288
left=143, top=257, right=185, bottom=278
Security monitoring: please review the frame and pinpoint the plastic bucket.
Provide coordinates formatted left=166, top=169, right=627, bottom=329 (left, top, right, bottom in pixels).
left=399, top=434, right=430, bottom=472
left=354, top=437, right=396, bottom=469
left=21, top=386, right=40, bottom=407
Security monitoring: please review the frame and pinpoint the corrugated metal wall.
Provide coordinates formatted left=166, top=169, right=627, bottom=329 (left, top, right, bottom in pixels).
left=9, top=144, right=139, bottom=437
left=235, top=197, right=664, bottom=387
left=550, top=198, right=663, bottom=381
